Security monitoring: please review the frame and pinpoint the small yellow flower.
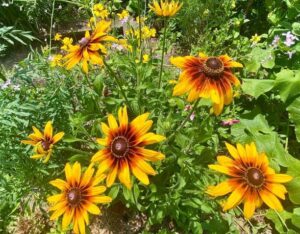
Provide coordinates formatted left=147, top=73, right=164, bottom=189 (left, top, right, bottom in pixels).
left=143, top=54, right=150, bottom=63
left=93, top=3, right=109, bottom=19
left=149, top=0, right=183, bottom=17
left=54, top=33, right=62, bottom=41
left=61, top=37, right=73, bottom=51
left=50, top=54, right=63, bottom=67
left=21, top=121, right=64, bottom=163
left=117, top=10, right=129, bottom=20
left=250, top=34, right=261, bottom=44
left=136, top=16, right=147, bottom=24
left=135, top=59, right=140, bottom=64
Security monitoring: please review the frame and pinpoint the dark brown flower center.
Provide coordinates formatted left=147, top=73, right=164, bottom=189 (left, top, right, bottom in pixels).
left=41, top=140, right=51, bottom=151
left=245, top=168, right=264, bottom=187
left=79, top=37, right=90, bottom=47
left=67, top=188, right=82, bottom=206
left=203, top=57, right=224, bottom=78
left=111, top=136, right=129, bottom=158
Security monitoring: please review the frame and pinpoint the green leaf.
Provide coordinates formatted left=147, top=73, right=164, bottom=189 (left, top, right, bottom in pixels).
left=242, top=79, right=274, bottom=98
left=231, top=114, right=294, bottom=167
left=287, top=97, right=300, bottom=142
left=291, top=208, right=300, bottom=228
left=286, top=177, right=300, bottom=205
left=292, top=22, right=300, bottom=35
left=265, top=210, right=292, bottom=233
left=63, top=135, right=88, bottom=143
left=108, top=185, right=120, bottom=200
left=274, top=69, right=300, bottom=103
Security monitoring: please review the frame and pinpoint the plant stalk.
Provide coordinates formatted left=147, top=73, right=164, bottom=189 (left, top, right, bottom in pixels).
left=49, top=0, right=56, bottom=54
left=104, top=60, right=133, bottom=112
left=158, top=18, right=167, bottom=88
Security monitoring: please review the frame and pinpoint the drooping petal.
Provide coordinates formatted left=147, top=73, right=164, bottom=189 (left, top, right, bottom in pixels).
left=118, top=160, right=132, bottom=189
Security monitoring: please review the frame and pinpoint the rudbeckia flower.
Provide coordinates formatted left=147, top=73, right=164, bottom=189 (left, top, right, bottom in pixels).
left=149, top=0, right=183, bottom=17
left=170, top=53, right=243, bottom=115
left=48, top=162, right=112, bottom=234
left=91, top=106, right=166, bottom=189
left=21, top=121, right=64, bottom=163
left=64, top=20, right=117, bottom=74
left=207, top=142, right=293, bottom=219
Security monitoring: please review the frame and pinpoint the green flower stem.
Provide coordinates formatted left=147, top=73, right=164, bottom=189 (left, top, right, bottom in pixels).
left=103, top=60, right=133, bottom=112
left=158, top=18, right=168, bottom=88
left=138, top=0, right=143, bottom=61
left=49, top=0, right=56, bottom=54
left=166, top=99, right=200, bottom=144
left=275, top=209, right=289, bottom=232
left=57, top=147, right=92, bottom=156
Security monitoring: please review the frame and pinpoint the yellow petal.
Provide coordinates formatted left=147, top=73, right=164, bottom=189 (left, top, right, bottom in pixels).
left=92, top=196, right=112, bottom=204
left=47, top=194, right=64, bottom=204
left=244, top=198, right=256, bottom=219
left=225, top=142, right=239, bottom=159
left=208, top=164, right=232, bottom=176
left=72, top=162, right=81, bottom=185
left=108, top=114, right=119, bottom=130
left=259, top=189, right=283, bottom=211
left=53, top=132, right=65, bottom=143
left=49, top=179, right=68, bottom=191
left=266, top=174, right=293, bottom=183
left=134, top=157, right=156, bottom=175
left=206, top=180, right=234, bottom=197
left=106, top=164, right=118, bottom=187
left=91, top=150, right=108, bottom=162
left=118, top=160, right=132, bottom=189
left=86, top=202, right=101, bottom=215
left=223, top=185, right=247, bottom=211
left=62, top=209, right=74, bottom=230
left=44, top=121, right=53, bottom=138
left=131, top=164, right=150, bottom=185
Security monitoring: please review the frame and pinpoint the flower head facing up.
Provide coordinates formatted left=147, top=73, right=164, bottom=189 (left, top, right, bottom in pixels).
left=48, top=162, right=112, bottom=234
left=21, top=121, right=64, bottom=163
left=170, top=53, right=243, bottom=115
left=149, top=0, right=183, bottom=17
left=207, top=142, right=292, bottom=219
left=91, top=106, right=166, bottom=189
left=64, top=21, right=117, bottom=73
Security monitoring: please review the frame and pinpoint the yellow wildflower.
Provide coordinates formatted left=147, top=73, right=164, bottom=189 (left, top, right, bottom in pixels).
left=117, top=10, right=129, bottom=20
left=50, top=54, right=63, bottom=67
left=143, top=54, right=150, bottom=63
left=93, top=3, right=109, bottom=19
left=54, top=33, right=62, bottom=41
left=250, top=34, right=261, bottom=44
left=61, top=37, right=73, bottom=51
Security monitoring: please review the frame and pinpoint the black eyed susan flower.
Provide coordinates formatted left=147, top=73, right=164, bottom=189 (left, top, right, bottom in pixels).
left=170, top=53, right=243, bottom=115
left=149, top=0, right=183, bottom=17
left=91, top=106, right=166, bottom=189
left=21, top=121, right=64, bottom=163
left=48, top=162, right=112, bottom=234
left=207, top=142, right=293, bottom=219
left=64, top=20, right=117, bottom=74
